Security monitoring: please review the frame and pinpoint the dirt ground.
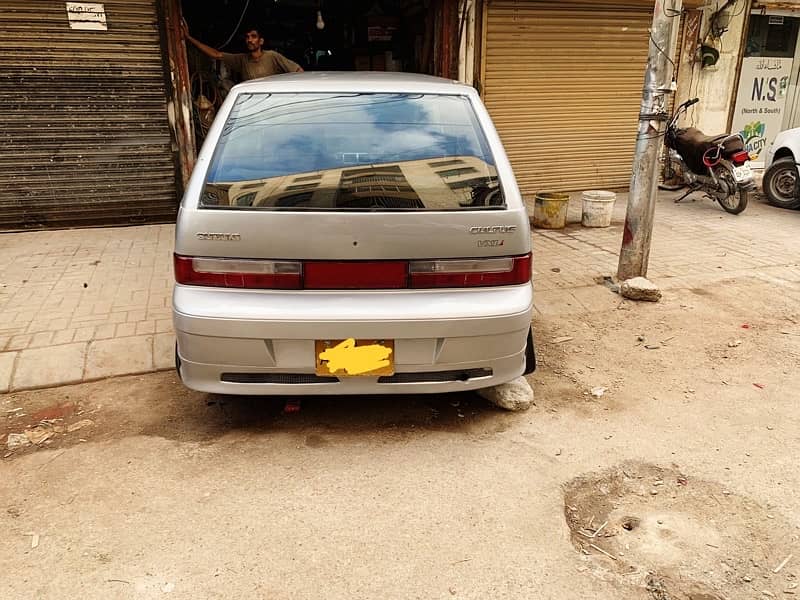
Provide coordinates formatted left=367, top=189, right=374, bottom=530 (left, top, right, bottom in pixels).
left=1, top=274, right=799, bottom=599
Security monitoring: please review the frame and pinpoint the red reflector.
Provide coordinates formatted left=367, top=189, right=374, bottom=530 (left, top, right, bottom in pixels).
left=174, top=255, right=301, bottom=289
left=304, top=261, right=408, bottom=289
left=731, top=150, right=750, bottom=165
left=410, top=253, right=531, bottom=289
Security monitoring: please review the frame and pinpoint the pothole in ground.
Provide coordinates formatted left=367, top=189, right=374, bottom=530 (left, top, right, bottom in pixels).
left=563, top=461, right=799, bottom=599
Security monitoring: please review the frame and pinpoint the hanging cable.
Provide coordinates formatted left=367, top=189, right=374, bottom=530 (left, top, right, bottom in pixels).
left=650, top=30, right=677, bottom=71
left=706, top=0, right=746, bottom=41
left=662, top=0, right=682, bottom=18
left=218, top=0, right=251, bottom=49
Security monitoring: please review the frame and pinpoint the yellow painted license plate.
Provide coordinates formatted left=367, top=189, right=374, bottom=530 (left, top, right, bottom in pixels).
left=315, top=339, right=395, bottom=377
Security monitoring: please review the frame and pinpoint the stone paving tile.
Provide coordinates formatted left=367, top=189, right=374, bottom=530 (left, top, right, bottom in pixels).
left=73, top=327, right=95, bottom=342
left=52, top=329, right=76, bottom=345
left=0, top=352, right=17, bottom=393
left=136, top=320, right=156, bottom=335
left=29, top=331, right=54, bottom=349
left=94, top=324, right=116, bottom=340
left=569, top=285, right=625, bottom=313
left=153, top=333, right=175, bottom=370
left=533, top=290, right=588, bottom=316
left=115, top=323, right=137, bottom=337
left=7, top=334, right=32, bottom=351
left=84, top=335, right=154, bottom=380
left=12, top=343, right=86, bottom=391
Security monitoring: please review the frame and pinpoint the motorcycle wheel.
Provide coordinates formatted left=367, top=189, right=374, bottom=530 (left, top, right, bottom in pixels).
left=717, top=187, right=749, bottom=215
left=713, top=166, right=749, bottom=215
left=763, top=157, right=800, bottom=209
left=658, top=155, right=686, bottom=191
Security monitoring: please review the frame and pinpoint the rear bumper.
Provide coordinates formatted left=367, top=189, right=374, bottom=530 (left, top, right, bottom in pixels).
left=177, top=352, right=526, bottom=395
left=173, top=284, right=533, bottom=395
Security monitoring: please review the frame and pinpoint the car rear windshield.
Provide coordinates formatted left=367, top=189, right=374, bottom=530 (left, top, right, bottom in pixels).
left=200, top=92, right=505, bottom=211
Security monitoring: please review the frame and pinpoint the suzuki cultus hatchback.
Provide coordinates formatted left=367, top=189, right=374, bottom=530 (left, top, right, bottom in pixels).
left=173, top=72, right=535, bottom=395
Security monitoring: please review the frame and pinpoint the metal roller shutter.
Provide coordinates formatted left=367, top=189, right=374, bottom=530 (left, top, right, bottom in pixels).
left=482, top=0, right=655, bottom=194
left=0, top=0, right=178, bottom=230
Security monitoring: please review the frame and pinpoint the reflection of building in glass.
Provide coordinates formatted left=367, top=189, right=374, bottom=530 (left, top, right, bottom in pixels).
left=203, top=155, right=501, bottom=211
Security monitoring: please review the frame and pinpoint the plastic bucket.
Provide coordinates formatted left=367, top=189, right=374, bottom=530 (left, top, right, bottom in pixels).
left=581, top=190, right=616, bottom=227
left=532, top=192, right=570, bottom=229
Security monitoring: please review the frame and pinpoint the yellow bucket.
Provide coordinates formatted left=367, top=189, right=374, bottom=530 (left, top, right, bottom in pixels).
left=532, top=192, right=570, bottom=229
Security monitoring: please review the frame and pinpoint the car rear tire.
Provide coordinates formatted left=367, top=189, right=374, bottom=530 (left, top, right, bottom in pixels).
left=763, top=157, right=800, bottom=209
left=175, top=342, right=182, bottom=381
left=523, top=328, right=536, bottom=375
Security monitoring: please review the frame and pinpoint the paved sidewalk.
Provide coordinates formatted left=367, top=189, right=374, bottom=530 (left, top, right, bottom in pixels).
left=1, top=190, right=798, bottom=392
left=0, top=226, right=174, bottom=392
left=533, top=190, right=800, bottom=315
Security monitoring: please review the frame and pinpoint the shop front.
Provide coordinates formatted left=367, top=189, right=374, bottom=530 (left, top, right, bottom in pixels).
left=731, top=6, right=800, bottom=167
left=181, top=0, right=460, bottom=147
left=0, top=0, right=185, bottom=230
left=0, top=0, right=458, bottom=231
left=476, top=0, right=663, bottom=196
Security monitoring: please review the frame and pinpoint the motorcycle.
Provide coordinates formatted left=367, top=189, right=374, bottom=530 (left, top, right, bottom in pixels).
left=660, top=97, right=755, bottom=215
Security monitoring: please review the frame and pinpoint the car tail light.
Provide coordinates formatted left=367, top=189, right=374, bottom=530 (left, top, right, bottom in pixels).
left=409, top=253, right=531, bottom=288
left=175, top=253, right=532, bottom=290
left=730, top=150, right=750, bottom=166
left=174, top=255, right=301, bottom=289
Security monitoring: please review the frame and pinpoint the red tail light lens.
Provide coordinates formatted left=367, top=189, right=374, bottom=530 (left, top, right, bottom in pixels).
left=409, top=254, right=531, bottom=288
left=174, top=255, right=302, bottom=289
left=304, top=261, right=408, bottom=289
left=175, top=253, right=532, bottom=290
left=730, top=150, right=750, bottom=165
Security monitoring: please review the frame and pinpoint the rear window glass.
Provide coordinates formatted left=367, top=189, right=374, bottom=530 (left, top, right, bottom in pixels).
left=200, top=93, right=504, bottom=211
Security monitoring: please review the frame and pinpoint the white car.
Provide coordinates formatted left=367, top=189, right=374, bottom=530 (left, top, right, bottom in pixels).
left=172, top=72, right=535, bottom=396
left=763, top=128, right=800, bottom=209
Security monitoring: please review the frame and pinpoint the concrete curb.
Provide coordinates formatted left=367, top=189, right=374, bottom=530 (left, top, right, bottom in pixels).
left=0, top=333, right=175, bottom=393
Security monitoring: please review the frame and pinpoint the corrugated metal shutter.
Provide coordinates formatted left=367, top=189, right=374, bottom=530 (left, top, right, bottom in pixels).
left=483, top=0, right=655, bottom=194
left=0, top=0, right=178, bottom=230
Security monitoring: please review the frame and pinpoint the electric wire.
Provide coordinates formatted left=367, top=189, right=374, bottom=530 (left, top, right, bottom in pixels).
left=218, top=0, right=251, bottom=49
left=728, top=0, right=747, bottom=18
left=662, top=0, right=682, bottom=18
left=706, top=0, right=746, bottom=41
left=649, top=29, right=677, bottom=70
left=637, top=131, right=669, bottom=141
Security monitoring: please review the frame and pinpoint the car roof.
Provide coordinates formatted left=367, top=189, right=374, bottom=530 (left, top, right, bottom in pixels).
left=232, top=71, right=476, bottom=95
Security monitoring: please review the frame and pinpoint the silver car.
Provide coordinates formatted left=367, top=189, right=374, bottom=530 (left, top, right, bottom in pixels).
left=173, top=72, right=534, bottom=395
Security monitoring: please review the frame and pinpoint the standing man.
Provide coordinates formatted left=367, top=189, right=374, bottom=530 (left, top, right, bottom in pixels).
left=182, top=21, right=303, bottom=81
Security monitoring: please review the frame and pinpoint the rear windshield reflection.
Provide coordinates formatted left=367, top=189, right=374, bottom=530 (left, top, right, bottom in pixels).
left=201, top=93, right=505, bottom=211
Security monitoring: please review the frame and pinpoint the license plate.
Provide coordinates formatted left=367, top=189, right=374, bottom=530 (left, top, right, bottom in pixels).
left=315, top=339, right=395, bottom=377
left=733, top=163, right=752, bottom=182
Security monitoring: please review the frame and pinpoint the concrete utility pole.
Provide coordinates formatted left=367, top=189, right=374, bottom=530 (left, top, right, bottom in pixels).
left=617, top=0, right=683, bottom=281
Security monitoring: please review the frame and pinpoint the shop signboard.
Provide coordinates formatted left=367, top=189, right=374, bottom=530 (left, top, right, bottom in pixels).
left=730, top=56, right=793, bottom=166
left=65, top=2, right=107, bottom=30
